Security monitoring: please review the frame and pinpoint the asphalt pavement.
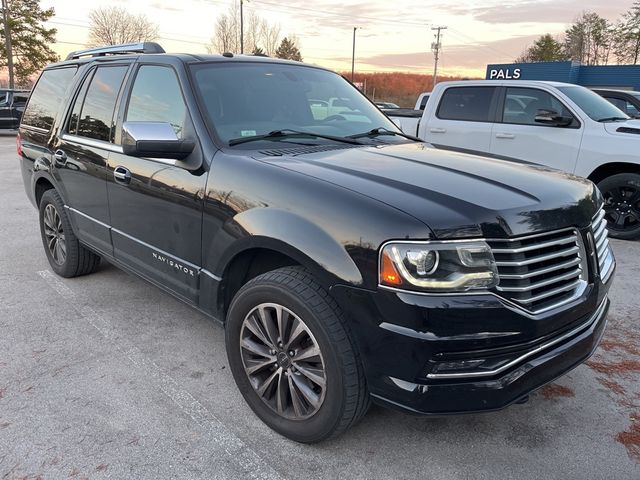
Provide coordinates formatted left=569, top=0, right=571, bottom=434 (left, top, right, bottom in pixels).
left=0, top=134, right=638, bottom=479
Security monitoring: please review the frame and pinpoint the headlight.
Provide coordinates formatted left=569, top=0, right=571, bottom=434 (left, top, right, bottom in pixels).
left=379, top=241, right=499, bottom=292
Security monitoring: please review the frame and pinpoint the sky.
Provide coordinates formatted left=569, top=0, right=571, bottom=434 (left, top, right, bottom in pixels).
left=43, top=0, right=635, bottom=77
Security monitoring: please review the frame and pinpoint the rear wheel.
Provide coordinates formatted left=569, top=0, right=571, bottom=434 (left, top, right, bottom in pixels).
left=598, top=173, right=640, bottom=240
left=225, top=266, right=369, bottom=443
left=38, top=189, right=101, bottom=277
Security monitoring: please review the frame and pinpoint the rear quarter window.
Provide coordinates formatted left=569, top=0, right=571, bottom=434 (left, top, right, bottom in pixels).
left=22, top=67, right=78, bottom=131
left=437, top=87, right=496, bottom=122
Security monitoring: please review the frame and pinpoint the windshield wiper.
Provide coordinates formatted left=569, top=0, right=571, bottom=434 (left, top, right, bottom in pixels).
left=228, top=129, right=363, bottom=146
left=597, top=116, right=629, bottom=123
left=347, top=127, right=422, bottom=142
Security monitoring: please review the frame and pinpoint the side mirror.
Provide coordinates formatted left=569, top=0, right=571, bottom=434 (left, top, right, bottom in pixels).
left=122, top=121, right=195, bottom=160
left=534, top=109, right=573, bottom=127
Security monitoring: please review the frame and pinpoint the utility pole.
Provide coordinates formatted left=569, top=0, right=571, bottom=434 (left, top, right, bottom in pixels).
left=240, top=0, right=244, bottom=54
left=351, top=27, right=358, bottom=82
left=431, top=26, right=447, bottom=89
left=1, top=0, right=14, bottom=89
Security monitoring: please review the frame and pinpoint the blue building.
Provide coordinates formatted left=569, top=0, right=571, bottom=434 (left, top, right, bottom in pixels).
left=485, top=61, right=640, bottom=91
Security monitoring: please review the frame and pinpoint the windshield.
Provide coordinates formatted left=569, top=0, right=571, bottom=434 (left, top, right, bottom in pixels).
left=191, top=62, right=403, bottom=145
left=557, top=86, right=630, bottom=122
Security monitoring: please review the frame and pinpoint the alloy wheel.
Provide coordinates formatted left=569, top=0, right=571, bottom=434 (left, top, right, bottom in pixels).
left=239, top=303, right=327, bottom=420
left=603, top=184, right=640, bottom=232
left=43, top=204, right=67, bottom=265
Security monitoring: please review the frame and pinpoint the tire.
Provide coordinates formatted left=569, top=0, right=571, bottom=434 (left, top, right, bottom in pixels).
left=38, top=189, right=101, bottom=277
left=225, top=266, right=370, bottom=443
left=598, top=173, right=640, bottom=240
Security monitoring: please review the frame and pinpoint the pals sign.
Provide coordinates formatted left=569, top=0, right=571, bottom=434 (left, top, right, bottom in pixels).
left=489, top=68, right=521, bottom=80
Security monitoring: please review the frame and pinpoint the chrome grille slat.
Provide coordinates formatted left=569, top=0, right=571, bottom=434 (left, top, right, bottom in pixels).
left=498, top=257, right=581, bottom=280
left=496, top=268, right=582, bottom=293
left=508, top=279, right=582, bottom=305
left=491, top=235, right=576, bottom=254
left=592, top=207, right=614, bottom=281
left=494, top=245, right=579, bottom=267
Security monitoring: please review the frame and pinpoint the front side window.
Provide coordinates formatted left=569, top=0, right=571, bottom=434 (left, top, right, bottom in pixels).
left=437, top=87, right=497, bottom=122
left=125, top=65, right=187, bottom=138
left=22, top=67, right=78, bottom=130
left=74, top=66, right=128, bottom=142
left=190, top=62, right=401, bottom=145
left=502, top=87, right=574, bottom=125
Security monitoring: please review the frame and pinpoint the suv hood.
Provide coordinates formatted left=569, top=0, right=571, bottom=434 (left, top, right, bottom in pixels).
left=258, top=143, right=598, bottom=239
left=603, top=118, right=640, bottom=135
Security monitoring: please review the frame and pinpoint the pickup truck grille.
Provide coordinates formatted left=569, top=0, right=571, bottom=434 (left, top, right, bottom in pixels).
left=488, top=229, right=587, bottom=314
left=592, top=208, right=615, bottom=282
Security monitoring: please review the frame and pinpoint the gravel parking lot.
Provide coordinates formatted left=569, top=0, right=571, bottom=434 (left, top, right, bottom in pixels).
left=1, top=134, right=639, bottom=479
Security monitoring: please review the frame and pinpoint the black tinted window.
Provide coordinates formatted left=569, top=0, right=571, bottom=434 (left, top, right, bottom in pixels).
left=67, top=71, right=93, bottom=136
left=76, top=66, right=128, bottom=142
left=503, top=87, right=573, bottom=125
left=126, top=66, right=186, bottom=138
left=22, top=67, right=77, bottom=130
left=437, top=87, right=496, bottom=122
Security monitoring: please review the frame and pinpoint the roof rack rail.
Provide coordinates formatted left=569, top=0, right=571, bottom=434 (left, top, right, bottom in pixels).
left=65, top=42, right=165, bottom=61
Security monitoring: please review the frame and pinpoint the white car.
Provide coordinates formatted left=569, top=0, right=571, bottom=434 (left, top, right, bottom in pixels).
left=388, top=80, right=640, bottom=239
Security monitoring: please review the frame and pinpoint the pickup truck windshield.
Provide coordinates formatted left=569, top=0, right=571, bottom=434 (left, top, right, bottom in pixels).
left=191, top=62, right=402, bottom=145
left=557, top=86, right=630, bottom=122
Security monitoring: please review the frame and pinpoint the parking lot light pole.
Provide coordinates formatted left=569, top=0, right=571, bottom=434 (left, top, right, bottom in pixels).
left=351, top=27, right=358, bottom=82
left=240, top=0, right=244, bottom=54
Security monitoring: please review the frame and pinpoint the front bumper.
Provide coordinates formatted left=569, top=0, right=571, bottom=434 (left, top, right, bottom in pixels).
left=331, top=276, right=611, bottom=416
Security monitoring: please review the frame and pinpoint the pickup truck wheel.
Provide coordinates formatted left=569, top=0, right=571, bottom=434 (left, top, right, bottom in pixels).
left=598, top=173, right=640, bottom=240
left=38, top=190, right=101, bottom=277
left=225, top=266, right=369, bottom=443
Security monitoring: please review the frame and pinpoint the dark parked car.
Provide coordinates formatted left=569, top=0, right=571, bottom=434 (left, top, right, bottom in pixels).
left=19, top=43, right=615, bottom=443
left=593, top=89, right=640, bottom=118
left=0, top=88, right=30, bottom=129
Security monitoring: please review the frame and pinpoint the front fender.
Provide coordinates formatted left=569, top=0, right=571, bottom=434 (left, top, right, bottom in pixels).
left=212, top=208, right=364, bottom=286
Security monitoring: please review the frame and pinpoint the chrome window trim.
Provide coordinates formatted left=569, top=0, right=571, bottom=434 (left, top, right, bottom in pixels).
left=61, top=133, right=124, bottom=153
left=425, top=296, right=608, bottom=380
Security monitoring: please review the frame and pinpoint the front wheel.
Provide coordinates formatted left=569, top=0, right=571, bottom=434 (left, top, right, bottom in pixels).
left=225, top=267, right=369, bottom=443
left=38, top=189, right=101, bottom=277
left=598, top=173, right=640, bottom=240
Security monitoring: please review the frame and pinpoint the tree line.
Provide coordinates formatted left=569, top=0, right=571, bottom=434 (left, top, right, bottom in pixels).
left=517, top=2, right=640, bottom=65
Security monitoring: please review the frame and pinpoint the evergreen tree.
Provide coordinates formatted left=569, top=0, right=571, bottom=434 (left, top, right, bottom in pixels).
left=516, top=34, right=567, bottom=62
left=0, top=0, right=58, bottom=87
left=275, top=37, right=302, bottom=62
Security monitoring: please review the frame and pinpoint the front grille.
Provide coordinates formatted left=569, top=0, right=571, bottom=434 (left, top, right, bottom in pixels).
left=488, top=229, right=587, bottom=314
left=592, top=207, right=615, bottom=282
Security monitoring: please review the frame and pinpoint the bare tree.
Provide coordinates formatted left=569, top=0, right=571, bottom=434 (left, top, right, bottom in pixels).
left=88, top=6, right=159, bottom=47
left=208, top=3, right=281, bottom=55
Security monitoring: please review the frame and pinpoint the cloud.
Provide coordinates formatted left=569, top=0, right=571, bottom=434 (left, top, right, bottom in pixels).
left=454, top=0, right=632, bottom=24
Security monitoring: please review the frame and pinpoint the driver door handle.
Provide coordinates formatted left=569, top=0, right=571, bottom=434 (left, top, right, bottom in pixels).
left=113, top=165, right=131, bottom=184
left=430, top=128, right=447, bottom=134
left=495, top=133, right=516, bottom=139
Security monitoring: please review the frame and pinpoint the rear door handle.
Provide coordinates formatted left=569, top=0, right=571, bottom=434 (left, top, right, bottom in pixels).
left=430, top=128, right=447, bottom=133
left=53, top=149, right=67, bottom=165
left=113, top=165, right=131, bottom=184
left=495, top=133, right=515, bottom=139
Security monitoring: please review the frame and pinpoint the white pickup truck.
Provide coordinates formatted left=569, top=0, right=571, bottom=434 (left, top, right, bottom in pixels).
left=387, top=80, right=640, bottom=239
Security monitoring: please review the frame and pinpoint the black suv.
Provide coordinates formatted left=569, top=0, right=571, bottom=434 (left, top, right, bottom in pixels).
left=19, top=43, right=615, bottom=443
left=0, top=88, right=30, bottom=129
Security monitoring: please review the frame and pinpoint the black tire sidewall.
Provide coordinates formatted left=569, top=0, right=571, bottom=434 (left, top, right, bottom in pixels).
left=598, top=173, right=640, bottom=240
left=226, top=280, right=348, bottom=443
left=38, top=190, right=79, bottom=277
